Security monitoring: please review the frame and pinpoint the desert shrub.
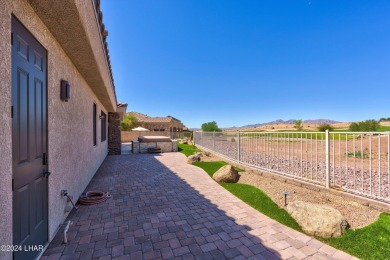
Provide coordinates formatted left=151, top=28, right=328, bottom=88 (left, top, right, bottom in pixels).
left=318, top=124, right=334, bottom=132
left=349, top=122, right=359, bottom=132
left=349, top=120, right=379, bottom=132
left=294, top=119, right=303, bottom=131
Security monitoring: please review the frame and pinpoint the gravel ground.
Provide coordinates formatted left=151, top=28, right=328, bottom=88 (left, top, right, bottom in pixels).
left=198, top=151, right=382, bottom=229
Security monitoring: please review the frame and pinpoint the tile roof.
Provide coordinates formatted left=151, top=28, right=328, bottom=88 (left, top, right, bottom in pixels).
left=131, top=112, right=184, bottom=124
left=93, top=0, right=116, bottom=100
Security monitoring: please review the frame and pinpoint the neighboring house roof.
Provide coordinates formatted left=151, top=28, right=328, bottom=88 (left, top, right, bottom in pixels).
left=116, top=103, right=128, bottom=120
left=131, top=112, right=185, bottom=126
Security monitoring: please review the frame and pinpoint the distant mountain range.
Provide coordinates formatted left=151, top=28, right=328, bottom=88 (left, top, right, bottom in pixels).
left=224, top=119, right=340, bottom=130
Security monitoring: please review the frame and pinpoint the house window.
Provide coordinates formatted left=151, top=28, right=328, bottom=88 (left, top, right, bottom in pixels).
left=93, top=103, right=97, bottom=146
left=101, top=111, right=107, bottom=142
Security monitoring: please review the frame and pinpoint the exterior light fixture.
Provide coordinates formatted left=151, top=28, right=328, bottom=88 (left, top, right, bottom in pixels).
left=99, top=114, right=106, bottom=120
left=60, top=80, right=70, bottom=102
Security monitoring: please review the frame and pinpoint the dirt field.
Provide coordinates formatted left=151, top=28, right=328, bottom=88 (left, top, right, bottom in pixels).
left=232, top=121, right=389, bottom=132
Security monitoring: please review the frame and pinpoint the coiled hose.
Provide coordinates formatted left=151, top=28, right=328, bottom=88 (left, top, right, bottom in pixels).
left=78, top=191, right=111, bottom=205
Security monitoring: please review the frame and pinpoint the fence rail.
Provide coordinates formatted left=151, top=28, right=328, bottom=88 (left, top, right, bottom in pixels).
left=194, top=131, right=390, bottom=203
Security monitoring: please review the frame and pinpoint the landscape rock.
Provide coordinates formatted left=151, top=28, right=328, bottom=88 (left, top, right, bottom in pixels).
left=287, top=201, right=349, bottom=238
left=195, top=152, right=204, bottom=157
left=187, top=154, right=200, bottom=164
left=213, top=165, right=240, bottom=183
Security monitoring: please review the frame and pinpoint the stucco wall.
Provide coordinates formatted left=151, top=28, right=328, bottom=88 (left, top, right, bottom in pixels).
left=121, top=131, right=171, bottom=142
left=0, top=1, right=14, bottom=259
left=0, top=1, right=111, bottom=257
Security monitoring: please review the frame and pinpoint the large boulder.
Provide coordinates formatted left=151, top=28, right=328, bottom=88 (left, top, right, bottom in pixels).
left=213, top=165, right=239, bottom=183
left=287, top=201, right=349, bottom=238
left=187, top=154, right=200, bottom=164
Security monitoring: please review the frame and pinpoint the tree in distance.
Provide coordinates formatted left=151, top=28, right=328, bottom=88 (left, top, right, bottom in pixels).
left=294, top=119, right=303, bottom=131
left=201, top=121, right=222, bottom=132
left=120, top=112, right=139, bottom=131
left=349, top=120, right=379, bottom=132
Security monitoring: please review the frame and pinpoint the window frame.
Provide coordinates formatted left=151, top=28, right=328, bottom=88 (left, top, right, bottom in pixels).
left=93, top=103, right=97, bottom=146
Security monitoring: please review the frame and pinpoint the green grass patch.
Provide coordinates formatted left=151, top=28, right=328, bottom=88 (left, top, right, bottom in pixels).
left=178, top=143, right=201, bottom=157
left=220, top=183, right=302, bottom=232
left=192, top=161, right=244, bottom=177
left=378, top=125, right=390, bottom=132
left=191, top=160, right=390, bottom=259
left=317, top=125, right=390, bottom=133
left=192, top=161, right=301, bottom=231
left=322, top=213, right=390, bottom=260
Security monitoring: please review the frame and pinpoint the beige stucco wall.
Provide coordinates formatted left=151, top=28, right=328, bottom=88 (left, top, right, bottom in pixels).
left=0, top=1, right=111, bottom=258
left=0, top=1, right=14, bottom=259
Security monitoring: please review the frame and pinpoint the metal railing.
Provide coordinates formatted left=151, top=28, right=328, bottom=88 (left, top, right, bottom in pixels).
left=194, top=131, right=390, bottom=203
left=171, top=131, right=193, bottom=139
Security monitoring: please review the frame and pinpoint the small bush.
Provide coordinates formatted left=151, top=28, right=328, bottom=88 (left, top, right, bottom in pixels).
left=318, top=124, right=334, bottom=132
left=347, top=151, right=369, bottom=159
left=349, top=120, right=379, bottom=132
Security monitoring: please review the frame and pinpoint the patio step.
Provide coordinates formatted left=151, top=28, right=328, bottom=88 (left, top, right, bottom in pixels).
left=147, top=147, right=161, bottom=153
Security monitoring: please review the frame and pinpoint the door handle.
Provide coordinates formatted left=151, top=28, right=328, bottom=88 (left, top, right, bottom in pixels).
left=42, top=153, right=48, bottom=165
left=43, top=171, right=51, bottom=178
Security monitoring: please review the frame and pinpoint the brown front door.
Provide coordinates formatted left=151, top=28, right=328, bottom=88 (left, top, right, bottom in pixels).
left=11, top=17, right=48, bottom=260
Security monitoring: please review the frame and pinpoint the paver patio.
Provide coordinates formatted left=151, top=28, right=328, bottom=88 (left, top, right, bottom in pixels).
left=41, top=153, right=357, bottom=260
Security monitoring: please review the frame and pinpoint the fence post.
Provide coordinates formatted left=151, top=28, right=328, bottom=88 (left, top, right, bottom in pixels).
left=325, top=130, right=330, bottom=189
left=237, top=132, right=241, bottom=162
left=213, top=131, right=215, bottom=151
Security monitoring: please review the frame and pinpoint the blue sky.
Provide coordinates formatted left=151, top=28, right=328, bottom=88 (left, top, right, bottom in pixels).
left=101, top=0, right=390, bottom=128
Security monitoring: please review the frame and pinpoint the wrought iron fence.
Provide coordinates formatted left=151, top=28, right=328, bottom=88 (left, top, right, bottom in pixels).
left=171, top=131, right=193, bottom=139
left=194, top=131, right=390, bottom=203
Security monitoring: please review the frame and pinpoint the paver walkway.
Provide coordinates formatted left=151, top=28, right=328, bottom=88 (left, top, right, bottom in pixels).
left=42, top=153, right=357, bottom=260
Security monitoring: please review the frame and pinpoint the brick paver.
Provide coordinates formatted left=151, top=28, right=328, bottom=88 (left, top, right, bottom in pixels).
left=42, top=153, right=357, bottom=259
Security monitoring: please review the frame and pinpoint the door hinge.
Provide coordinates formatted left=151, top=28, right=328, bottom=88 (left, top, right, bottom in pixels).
left=12, top=179, right=14, bottom=192
left=11, top=106, right=13, bottom=118
left=42, top=171, right=51, bottom=178
left=42, top=153, right=48, bottom=165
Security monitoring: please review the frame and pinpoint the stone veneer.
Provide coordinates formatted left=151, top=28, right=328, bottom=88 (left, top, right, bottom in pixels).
left=108, top=112, right=122, bottom=155
left=132, top=140, right=178, bottom=154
